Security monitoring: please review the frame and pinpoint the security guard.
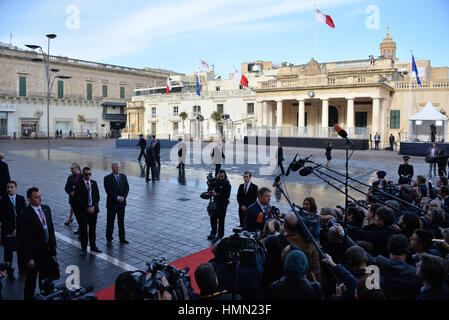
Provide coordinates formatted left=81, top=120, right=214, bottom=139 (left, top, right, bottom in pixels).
left=398, top=156, right=414, bottom=184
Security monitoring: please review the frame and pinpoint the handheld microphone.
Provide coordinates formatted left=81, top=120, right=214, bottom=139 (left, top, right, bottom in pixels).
left=334, top=124, right=353, bottom=146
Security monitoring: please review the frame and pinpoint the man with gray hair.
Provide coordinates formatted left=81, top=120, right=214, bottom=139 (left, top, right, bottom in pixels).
left=104, top=161, right=130, bottom=246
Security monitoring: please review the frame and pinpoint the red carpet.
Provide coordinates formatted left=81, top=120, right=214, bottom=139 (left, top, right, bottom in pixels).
left=94, top=246, right=213, bottom=300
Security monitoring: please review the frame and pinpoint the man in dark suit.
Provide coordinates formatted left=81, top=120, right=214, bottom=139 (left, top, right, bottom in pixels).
left=104, top=161, right=130, bottom=246
left=0, top=152, right=10, bottom=198
left=152, top=135, right=161, bottom=168
left=398, top=156, right=414, bottom=184
left=242, top=187, right=272, bottom=233
left=73, top=167, right=101, bottom=256
left=1, top=181, right=27, bottom=279
left=136, top=134, right=147, bottom=161
left=17, top=187, right=58, bottom=300
left=145, top=141, right=158, bottom=182
left=236, top=172, right=258, bottom=227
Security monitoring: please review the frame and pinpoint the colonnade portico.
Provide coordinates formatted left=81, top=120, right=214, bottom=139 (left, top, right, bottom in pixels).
left=254, top=95, right=389, bottom=140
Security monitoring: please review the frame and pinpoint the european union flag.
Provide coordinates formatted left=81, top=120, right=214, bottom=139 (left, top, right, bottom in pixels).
left=196, top=75, right=201, bottom=96
left=411, top=54, right=422, bottom=86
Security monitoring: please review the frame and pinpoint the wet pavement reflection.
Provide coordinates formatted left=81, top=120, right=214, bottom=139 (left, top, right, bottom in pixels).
left=10, top=148, right=353, bottom=208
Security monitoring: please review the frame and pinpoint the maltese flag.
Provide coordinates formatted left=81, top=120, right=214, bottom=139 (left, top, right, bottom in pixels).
left=315, top=8, right=335, bottom=28
left=234, top=71, right=249, bottom=87
left=166, top=76, right=172, bottom=94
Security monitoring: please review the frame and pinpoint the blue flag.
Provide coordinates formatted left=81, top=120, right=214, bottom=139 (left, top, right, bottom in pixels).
left=196, top=74, right=201, bottom=96
left=411, top=54, right=422, bottom=86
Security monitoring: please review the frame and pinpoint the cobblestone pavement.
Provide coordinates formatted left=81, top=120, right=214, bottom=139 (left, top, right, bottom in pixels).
left=0, top=139, right=431, bottom=299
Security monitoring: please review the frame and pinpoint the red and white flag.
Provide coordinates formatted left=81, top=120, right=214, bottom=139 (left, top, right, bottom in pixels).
left=200, top=59, right=210, bottom=69
left=166, top=76, right=172, bottom=94
left=315, top=8, right=335, bottom=28
left=234, top=71, right=249, bottom=87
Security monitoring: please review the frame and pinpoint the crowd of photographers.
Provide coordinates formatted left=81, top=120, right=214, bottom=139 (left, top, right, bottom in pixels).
left=115, top=155, right=449, bottom=300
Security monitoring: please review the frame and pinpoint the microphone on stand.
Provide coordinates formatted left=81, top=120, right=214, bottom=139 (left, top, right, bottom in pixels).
left=285, top=154, right=298, bottom=176
left=334, top=124, right=354, bottom=146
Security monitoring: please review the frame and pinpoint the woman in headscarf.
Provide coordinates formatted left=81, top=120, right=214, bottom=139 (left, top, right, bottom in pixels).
left=265, top=249, right=324, bottom=300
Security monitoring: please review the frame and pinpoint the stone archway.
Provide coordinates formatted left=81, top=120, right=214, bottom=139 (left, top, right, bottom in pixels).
left=328, top=105, right=339, bottom=126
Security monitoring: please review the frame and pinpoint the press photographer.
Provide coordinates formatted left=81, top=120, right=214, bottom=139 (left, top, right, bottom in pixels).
left=114, top=257, right=193, bottom=300
left=34, top=278, right=97, bottom=300
left=204, top=169, right=231, bottom=241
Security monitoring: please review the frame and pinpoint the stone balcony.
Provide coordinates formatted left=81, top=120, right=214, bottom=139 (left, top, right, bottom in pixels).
left=131, top=89, right=255, bottom=102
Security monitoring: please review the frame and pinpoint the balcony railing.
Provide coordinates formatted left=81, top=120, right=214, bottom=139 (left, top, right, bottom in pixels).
left=259, top=74, right=390, bottom=90
left=393, top=80, right=449, bottom=89
left=0, top=89, right=108, bottom=102
left=131, top=89, right=255, bottom=101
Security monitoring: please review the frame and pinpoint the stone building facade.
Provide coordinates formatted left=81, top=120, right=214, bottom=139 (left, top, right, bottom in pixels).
left=0, top=43, right=181, bottom=138
left=126, top=29, right=448, bottom=145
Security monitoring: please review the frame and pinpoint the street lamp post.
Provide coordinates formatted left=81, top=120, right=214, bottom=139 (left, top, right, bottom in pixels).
left=26, top=34, right=57, bottom=146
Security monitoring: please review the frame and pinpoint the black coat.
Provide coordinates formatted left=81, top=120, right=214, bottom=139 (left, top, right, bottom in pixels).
left=265, top=277, right=324, bottom=300
left=213, top=179, right=231, bottom=206
left=152, top=139, right=161, bottom=156
left=137, top=138, right=147, bottom=149
left=73, top=179, right=100, bottom=214
left=209, top=259, right=262, bottom=300
left=0, top=160, right=10, bottom=196
left=368, top=255, right=422, bottom=300
left=398, top=164, right=414, bottom=183
left=145, top=146, right=157, bottom=165
left=0, top=194, right=26, bottom=245
left=104, top=173, right=129, bottom=208
left=64, top=173, right=81, bottom=205
left=16, top=205, right=57, bottom=267
left=237, top=182, right=258, bottom=209
left=351, top=224, right=398, bottom=257
left=243, top=201, right=272, bottom=233
left=277, top=146, right=284, bottom=162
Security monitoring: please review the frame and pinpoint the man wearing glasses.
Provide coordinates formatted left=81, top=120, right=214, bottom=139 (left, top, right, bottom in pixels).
left=74, top=167, right=101, bottom=256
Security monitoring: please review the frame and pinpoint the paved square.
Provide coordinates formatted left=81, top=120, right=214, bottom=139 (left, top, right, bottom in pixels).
left=0, top=139, right=429, bottom=299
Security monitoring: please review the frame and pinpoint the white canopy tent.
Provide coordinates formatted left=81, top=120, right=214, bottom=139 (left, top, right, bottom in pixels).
left=408, top=101, right=448, bottom=142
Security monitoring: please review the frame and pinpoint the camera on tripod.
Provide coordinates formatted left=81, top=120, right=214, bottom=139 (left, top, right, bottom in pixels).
left=115, top=257, right=193, bottom=300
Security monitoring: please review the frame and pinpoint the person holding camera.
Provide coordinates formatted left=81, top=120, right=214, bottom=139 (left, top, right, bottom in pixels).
left=17, top=187, right=59, bottom=300
left=207, top=170, right=231, bottom=241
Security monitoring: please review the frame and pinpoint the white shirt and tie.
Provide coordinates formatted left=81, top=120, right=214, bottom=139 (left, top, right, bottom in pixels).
left=84, top=178, right=92, bottom=206
left=244, top=182, right=251, bottom=194
left=9, top=194, right=17, bottom=216
left=30, top=205, right=49, bottom=243
left=114, top=174, right=122, bottom=200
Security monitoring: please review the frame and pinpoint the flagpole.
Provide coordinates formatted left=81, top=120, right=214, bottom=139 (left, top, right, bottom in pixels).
left=409, top=50, right=412, bottom=121
left=314, top=3, right=317, bottom=59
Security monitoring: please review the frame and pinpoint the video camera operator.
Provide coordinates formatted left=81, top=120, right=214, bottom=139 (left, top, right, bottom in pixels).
left=206, top=169, right=231, bottom=241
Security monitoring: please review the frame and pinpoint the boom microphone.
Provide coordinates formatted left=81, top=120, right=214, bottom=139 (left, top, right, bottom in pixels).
left=334, top=124, right=353, bottom=146
left=273, top=174, right=282, bottom=187
left=285, top=154, right=299, bottom=176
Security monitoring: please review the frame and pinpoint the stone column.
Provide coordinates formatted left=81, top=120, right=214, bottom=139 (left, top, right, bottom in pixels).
left=298, top=99, right=305, bottom=128
left=276, top=100, right=283, bottom=127
left=380, top=99, right=387, bottom=143
left=262, top=101, right=268, bottom=126
left=372, top=98, right=380, bottom=136
left=321, top=99, right=329, bottom=128
left=256, top=101, right=263, bottom=127
left=346, top=98, right=354, bottom=130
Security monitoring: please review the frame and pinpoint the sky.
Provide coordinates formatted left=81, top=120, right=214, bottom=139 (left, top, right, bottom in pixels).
left=0, top=0, right=448, bottom=78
